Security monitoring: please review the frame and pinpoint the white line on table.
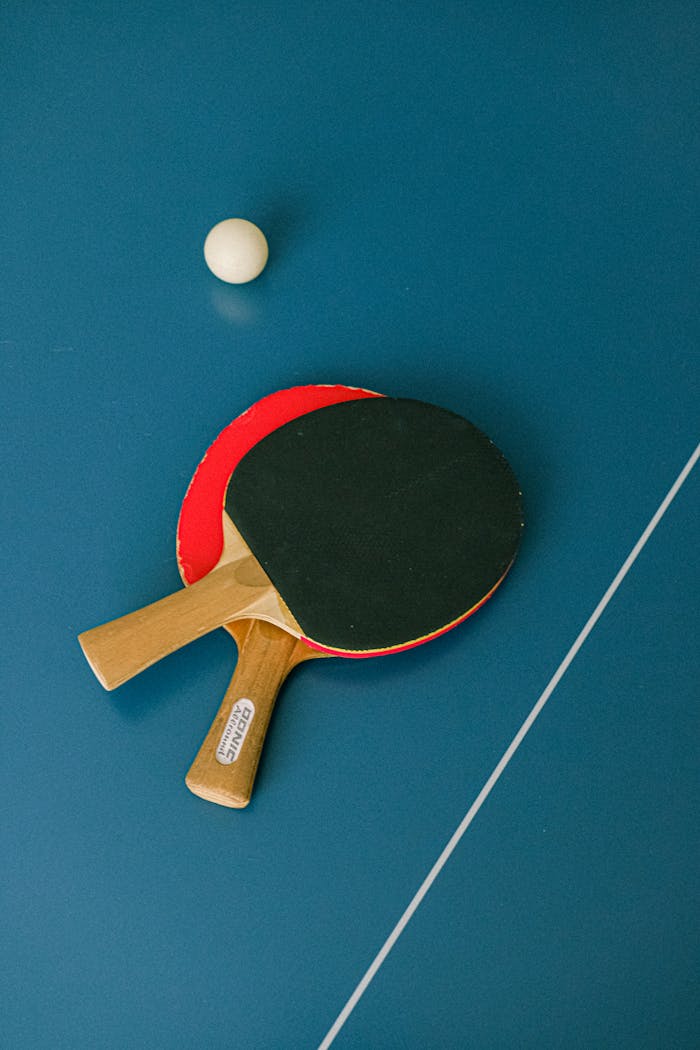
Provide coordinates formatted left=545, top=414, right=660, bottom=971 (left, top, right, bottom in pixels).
left=318, top=441, right=699, bottom=1050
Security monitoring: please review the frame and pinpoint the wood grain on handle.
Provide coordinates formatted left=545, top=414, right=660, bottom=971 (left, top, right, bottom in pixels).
left=185, top=620, right=323, bottom=808
left=77, top=556, right=301, bottom=691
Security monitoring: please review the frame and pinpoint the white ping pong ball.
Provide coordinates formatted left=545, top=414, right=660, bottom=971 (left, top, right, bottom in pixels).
left=203, top=218, right=269, bottom=284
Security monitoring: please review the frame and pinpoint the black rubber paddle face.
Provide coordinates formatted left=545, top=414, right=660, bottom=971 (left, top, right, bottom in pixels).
left=226, top=397, right=523, bottom=652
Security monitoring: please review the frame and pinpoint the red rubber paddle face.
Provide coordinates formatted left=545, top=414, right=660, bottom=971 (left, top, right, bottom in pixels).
left=177, top=385, right=381, bottom=586
left=177, top=385, right=522, bottom=659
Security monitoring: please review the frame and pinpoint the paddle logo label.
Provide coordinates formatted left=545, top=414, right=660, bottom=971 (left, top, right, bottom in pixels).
left=216, top=698, right=255, bottom=764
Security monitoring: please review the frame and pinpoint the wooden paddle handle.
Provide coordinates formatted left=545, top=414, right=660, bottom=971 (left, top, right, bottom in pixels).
left=77, top=558, right=300, bottom=690
left=185, top=621, right=313, bottom=808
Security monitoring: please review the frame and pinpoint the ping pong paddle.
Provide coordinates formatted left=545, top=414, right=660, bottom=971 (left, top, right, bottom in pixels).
left=177, top=385, right=378, bottom=807
left=79, top=386, right=523, bottom=801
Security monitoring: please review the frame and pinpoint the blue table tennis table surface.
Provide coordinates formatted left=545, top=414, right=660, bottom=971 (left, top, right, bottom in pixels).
left=2, top=3, right=698, bottom=1047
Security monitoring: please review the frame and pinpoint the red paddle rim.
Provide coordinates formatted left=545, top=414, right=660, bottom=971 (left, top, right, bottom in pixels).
left=176, top=384, right=380, bottom=585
